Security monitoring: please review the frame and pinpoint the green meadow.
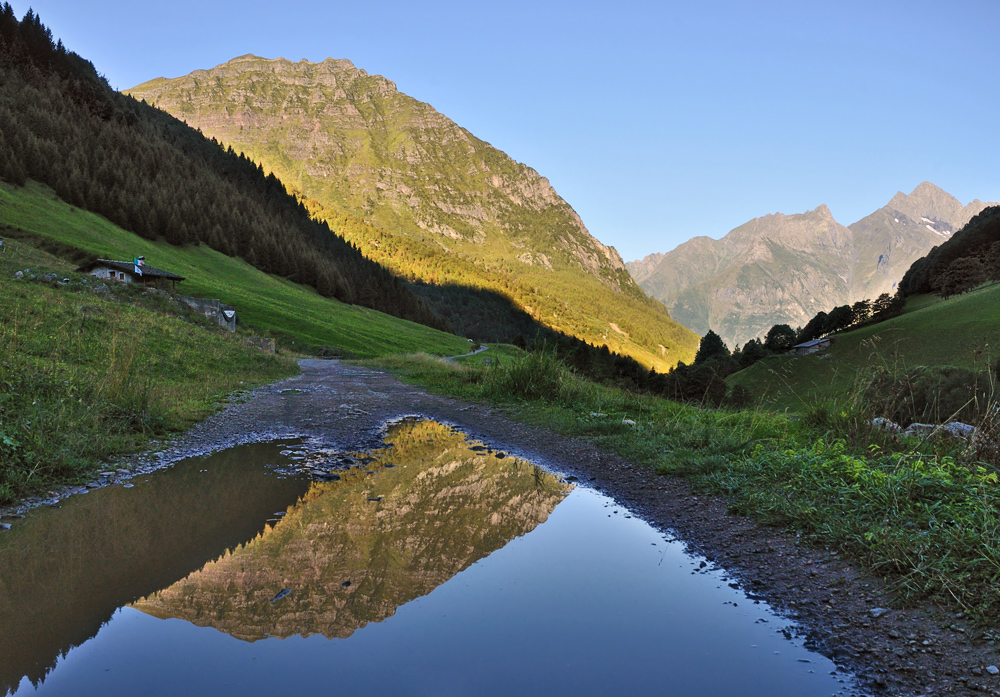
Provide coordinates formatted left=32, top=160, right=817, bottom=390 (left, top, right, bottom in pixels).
left=730, top=283, right=1000, bottom=413
left=0, top=180, right=469, bottom=503
left=0, top=180, right=469, bottom=358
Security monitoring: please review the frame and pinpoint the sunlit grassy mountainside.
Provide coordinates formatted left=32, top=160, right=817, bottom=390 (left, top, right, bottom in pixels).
left=1, top=180, right=468, bottom=357
left=128, top=55, right=698, bottom=370
left=729, top=283, right=1000, bottom=413
left=628, top=183, right=994, bottom=348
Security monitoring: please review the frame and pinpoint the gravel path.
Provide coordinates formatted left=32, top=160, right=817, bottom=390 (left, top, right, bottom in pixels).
left=9, top=359, right=1000, bottom=695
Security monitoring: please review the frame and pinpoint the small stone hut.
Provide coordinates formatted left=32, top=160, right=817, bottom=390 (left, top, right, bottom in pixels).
left=78, top=258, right=185, bottom=291
left=791, top=338, right=831, bottom=355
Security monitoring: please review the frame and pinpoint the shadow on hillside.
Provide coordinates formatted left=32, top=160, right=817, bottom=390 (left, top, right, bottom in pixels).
left=411, top=280, right=549, bottom=345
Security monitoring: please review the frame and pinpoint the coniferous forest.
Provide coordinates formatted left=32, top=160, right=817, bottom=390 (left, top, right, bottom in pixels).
left=899, top=206, right=1000, bottom=298
left=0, top=5, right=443, bottom=329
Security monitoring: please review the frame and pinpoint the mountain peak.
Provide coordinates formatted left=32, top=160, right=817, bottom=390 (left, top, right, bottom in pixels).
left=911, top=181, right=946, bottom=196
left=880, top=181, right=982, bottom=234
left=204, top=54, right=361, bottom=78
left=126, top=55, right=700, bottom=370
left=887, top=181, right=958, bottom=215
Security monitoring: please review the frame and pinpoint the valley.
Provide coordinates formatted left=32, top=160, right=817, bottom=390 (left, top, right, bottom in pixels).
left=2, top=5, right=999, bottom=696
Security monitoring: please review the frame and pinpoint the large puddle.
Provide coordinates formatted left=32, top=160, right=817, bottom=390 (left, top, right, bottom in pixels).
left=0, top=420, right=862, bottom=696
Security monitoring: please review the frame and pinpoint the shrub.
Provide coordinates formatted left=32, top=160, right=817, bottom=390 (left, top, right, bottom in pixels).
left=863, top=365, right=992, bottom=426
left=480, top=349, right=570, bottom=402
left=725, top=384, right=753, bottom=410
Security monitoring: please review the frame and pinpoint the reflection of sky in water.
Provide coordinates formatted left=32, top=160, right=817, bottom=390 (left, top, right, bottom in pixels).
left=15, top=483, right=857, bottom=697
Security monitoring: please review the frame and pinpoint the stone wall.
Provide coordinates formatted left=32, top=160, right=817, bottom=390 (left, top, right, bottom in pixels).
left=177, top=296, right=236, bottom=332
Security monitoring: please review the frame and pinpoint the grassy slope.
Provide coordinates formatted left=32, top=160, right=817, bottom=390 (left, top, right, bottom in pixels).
left=0, top=237, right=298, bottom=502
left=0, top=181, right=468, bottom=358
left=730, top=284, right=1000, bottom=413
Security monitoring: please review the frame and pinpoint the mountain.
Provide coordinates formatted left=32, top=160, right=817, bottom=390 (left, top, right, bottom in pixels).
left=848, top=182, right=991, bottom=299
left=628, top=205, right=855, bottom=347
left=127, top=56, right=698, bottom=370
left=627, top=183, right=995, bottom=348
left=0, top=8, right=443, bottom=332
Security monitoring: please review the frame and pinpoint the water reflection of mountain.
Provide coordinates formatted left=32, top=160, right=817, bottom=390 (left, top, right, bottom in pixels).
left=0, top=443, right=310, bottom=697
left=132, top=420, right=572, bottom=641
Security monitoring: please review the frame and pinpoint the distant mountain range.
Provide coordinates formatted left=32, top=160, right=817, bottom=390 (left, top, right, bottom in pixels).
left=626, top=183, right=994, bottom=348
left=128, top=55, right=698, bottom=369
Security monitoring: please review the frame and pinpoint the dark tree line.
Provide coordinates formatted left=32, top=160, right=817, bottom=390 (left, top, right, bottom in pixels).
left=0, top=4, right=443, bottom=329
left=795, top=293, right=905, bottom=343
left=899, top=206, right=1000, bottom=299
left=648, top=330, right=750, bottom=407
left=649, top=300, right=904, bottom=409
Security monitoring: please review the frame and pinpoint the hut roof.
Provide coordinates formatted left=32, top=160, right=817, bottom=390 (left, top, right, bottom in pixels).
left=792, top=338, right=830, bottom=349
left=78, top=259, right=185, bottom=281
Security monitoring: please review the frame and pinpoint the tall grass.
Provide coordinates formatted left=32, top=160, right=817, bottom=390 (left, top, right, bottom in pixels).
left=479, top=349, right=582, bottom=402
left=0, top=263, right=297, bottom=504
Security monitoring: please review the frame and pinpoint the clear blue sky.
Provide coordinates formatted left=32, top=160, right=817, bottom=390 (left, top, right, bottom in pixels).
left=12, top=0, right=1000, bottom=260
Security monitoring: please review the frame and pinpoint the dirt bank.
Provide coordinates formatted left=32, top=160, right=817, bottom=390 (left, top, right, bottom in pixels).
left=7, top=360, right=1000, bottom=695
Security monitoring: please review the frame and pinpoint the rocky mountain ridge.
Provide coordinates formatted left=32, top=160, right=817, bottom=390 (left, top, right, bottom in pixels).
left=627, top=183, right=994, bottom=347
left=128, top=56, right=697, bottom=369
